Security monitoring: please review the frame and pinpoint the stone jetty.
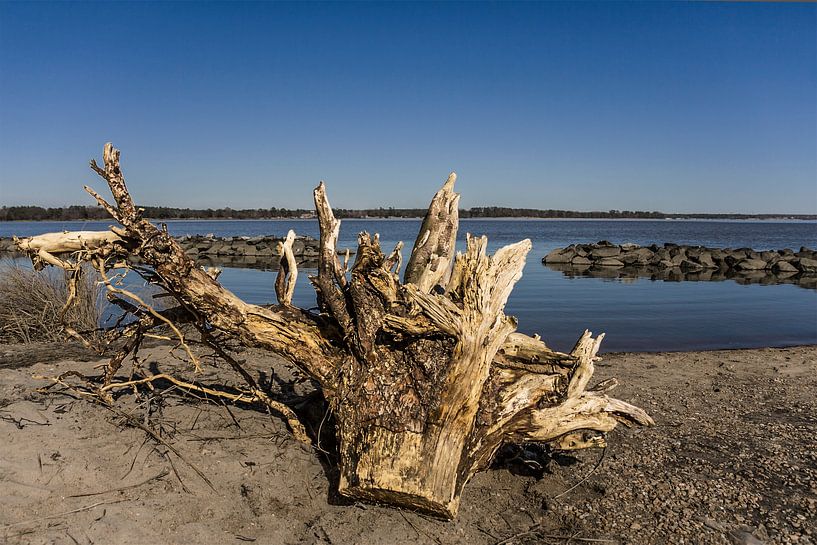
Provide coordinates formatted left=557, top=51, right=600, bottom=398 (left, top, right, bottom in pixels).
left=543, top=242, right=817, bottom=289
left=0, top=234, right=348, bottom=270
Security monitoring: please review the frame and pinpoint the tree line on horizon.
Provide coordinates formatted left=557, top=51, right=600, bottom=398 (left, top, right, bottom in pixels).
left=1, top=204, right=814, bottom=222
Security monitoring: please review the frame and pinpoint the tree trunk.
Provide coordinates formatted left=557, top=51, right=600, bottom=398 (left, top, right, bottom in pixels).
left=16, top=143, right=652, bottom=518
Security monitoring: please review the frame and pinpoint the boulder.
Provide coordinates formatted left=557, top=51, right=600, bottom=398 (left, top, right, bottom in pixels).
left=595, top=257, right=624, bottom=267
left=233, top=242, right=255, bottom=256
left=543, top=248, right=575, bottom=263
left=697, top=252, right=717, bottom=269
left=620, top=243, right=640, bottom=251
left=633, top=247, right=654, bottom=261
left=680, top=260, right=703, bottom=271
left=734, top=258, right=767, bottom=271
left=724, top=252, right=746, bottom=267
left=709, top=249, right=726, bottom=263
left=648, top=254, right=664, bottom=266
left=772, top=260, right=798, bottom=274
left=619, top=252, right=641, bottom=265
left=796, top=257, right=817, bottom=273
left=208, top=241, right=231, bottom=255
left=590, top=246, right=621, bottom=258
left=571, top=256, right=592, bottom=266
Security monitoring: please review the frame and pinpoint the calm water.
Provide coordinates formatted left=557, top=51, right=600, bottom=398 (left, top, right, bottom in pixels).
left=3, top=219, right=816, bottom=353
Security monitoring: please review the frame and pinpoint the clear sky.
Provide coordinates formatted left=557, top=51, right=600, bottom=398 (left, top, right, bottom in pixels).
left=0, top=1, right=815, bottom=214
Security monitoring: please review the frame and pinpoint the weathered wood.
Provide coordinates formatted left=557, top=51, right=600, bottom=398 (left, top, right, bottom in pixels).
left=275, top=229, right=298, bottom=306
left=312, top=181, right=353, bottom=336
left=404, top=172, right=459, bottom=292
left=16, top=143, right=653, bottom=519
left=331, top=234, right=532, bottom=517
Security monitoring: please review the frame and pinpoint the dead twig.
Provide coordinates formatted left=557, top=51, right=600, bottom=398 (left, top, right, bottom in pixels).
left=541, top=536, right=616, bottom=544
left=68, top=469, right=169, bottom=498
left=33, top=374, right=215, bottom=491
left=2, top=499, right=127, bottom=529
left=552, top=447, right=607, bottom=500
left=494, top=524, right=617, bottom=545
left=164, top=450, right=191, bottom=494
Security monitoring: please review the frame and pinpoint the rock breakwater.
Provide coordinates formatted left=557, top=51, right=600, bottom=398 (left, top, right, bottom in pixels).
left=543, top=242, right=817, bottom=289
left=0, top=234, right=345, bottom=270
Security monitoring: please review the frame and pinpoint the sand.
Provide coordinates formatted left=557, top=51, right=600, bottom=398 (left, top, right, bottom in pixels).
left=0, top=342, right=814, bottom=545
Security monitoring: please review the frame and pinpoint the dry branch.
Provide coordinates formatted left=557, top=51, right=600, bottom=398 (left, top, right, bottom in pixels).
left=15, top=143, right=652, bottom=518
left=275, top=229, right=298, bottom=306
left=404, top=172, right=459, bottom=291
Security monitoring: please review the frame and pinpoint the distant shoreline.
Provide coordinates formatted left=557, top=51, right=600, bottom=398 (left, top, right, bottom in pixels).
left=2, top=205, right=815, bottom=222
left=1, top=216, right=815, bottom=223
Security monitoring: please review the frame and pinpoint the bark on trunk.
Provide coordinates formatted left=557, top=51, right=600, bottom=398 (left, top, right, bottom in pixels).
left=16, top=143, right=652, bottom=518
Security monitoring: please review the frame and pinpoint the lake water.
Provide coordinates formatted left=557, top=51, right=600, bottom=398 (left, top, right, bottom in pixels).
left=2, top=218, right=816, bottom=353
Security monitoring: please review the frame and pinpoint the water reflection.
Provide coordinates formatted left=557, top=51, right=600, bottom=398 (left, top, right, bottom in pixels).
left=543, top=262, right=816, bottom=290
left=195, top=255, right=317, bottom=271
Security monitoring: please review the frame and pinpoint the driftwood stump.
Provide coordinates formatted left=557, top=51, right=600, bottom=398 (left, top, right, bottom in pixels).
left=16, top=143, right=652, bottom=518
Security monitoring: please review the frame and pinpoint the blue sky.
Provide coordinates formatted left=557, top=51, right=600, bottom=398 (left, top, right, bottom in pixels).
left=0, top=1, right=815, bottom=213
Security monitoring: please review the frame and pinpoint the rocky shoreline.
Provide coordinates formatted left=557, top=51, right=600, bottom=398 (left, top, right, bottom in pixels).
left=544, top=242, right=817, bottom=289
left=175, top=234, right=325, bottom=268
left=0, top=234, right=349, bottom=270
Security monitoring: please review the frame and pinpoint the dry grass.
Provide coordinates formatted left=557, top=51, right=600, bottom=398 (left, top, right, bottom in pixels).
left=0, top=262, right=103, bottom=344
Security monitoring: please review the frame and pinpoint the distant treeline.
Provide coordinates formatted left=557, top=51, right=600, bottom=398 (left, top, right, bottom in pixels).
left=1, top=205, right=814, bottom=222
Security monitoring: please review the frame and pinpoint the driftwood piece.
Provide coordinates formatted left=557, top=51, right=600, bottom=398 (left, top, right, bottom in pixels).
left=16, top=143, right=652, bottom=518
left=404, top=172, right=459, bottom=292
left=275, top=229, right=298, bottom=306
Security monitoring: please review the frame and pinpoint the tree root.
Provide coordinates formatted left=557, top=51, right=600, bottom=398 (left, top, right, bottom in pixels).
left=14, top=142, right=653, bottom=517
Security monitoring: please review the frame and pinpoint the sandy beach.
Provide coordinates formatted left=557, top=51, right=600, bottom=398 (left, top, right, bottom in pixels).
left=0, top=342, right=814, bottom=545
